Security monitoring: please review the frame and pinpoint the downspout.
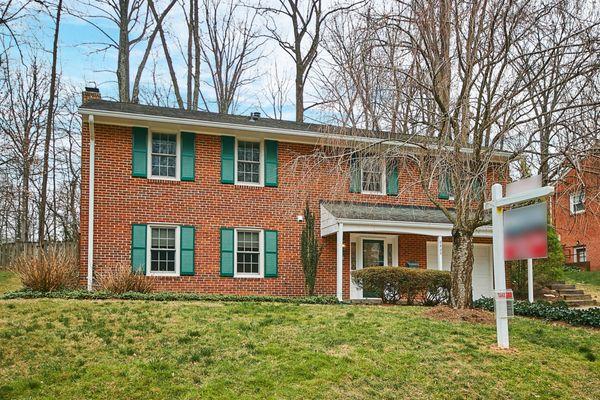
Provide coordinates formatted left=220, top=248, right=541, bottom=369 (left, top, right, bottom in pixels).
left=87, top=114, right=95, bottom=291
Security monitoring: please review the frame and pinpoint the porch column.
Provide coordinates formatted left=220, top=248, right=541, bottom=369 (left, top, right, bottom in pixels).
left=437, top=235, right=443, bottom=271
left=336, top=223, right=344, bottom=301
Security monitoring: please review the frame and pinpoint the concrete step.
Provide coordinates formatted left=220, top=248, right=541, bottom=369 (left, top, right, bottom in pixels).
left=550, top=284, right=576, bottom=290
left=558, top=289, right=584, bottom=295
left=564, top=299, right=597, bottom=307
left=561, top=294, right=593, bottom=301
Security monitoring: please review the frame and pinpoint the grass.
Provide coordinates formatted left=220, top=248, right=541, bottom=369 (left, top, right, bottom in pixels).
left=0, top=269, right=21, bottom=294
left=564, top=270, right=600, bottom=301
left=0, top=272, right=598, bottom=399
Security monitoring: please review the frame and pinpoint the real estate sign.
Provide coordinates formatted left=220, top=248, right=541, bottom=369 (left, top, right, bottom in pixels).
left=503, top=202, right=548, bottom=261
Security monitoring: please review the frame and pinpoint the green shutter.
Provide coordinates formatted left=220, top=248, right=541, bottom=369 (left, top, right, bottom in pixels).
left=131, top=224, right=147, bottom=274
left=264, top=230, right=278, bottom=278
left=349, top=153, right=361, bottom=193
left=220, top=228, right=234, bottom=277
left=386, top=160, right=398, bottom=196
left=132, top=127, right=148, bottom=177
left=180, top=226, right=195, bottom=276
left=264, top=140, right=278, bottom=187
left=221, top=136, right=235, bottom=184
left=180, top=132, right=195, bottom=181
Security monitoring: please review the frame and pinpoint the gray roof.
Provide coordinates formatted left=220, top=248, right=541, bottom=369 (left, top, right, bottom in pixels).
left=322, top=202, right=455, bottom=224
left=79, top=99, right=420, bottom=142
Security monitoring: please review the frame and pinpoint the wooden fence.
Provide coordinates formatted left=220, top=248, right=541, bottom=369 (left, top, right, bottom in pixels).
left=0, top=242, right=78, bottom=267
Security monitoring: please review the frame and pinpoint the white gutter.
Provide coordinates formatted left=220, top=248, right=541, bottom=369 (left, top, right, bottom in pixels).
left=78, top=107, right=512, bottom=158
left=87, top=114, right=95, bottom=291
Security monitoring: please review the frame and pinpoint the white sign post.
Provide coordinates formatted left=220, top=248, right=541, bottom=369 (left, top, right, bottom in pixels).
left=484, top=178, right=554, bottom=349
left=528, top=258, right=534, bottom=303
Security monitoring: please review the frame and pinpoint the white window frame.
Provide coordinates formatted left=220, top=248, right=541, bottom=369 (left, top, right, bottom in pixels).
left=233, top=228, right=264, bottom=278
left=234, top=138, right=264, bottom=187
left=146, top=224, right=180, bottom=276
left=569, top=191, right=585, bottom=215
left=148, top=131, right=181, bottom=180
left=574, top=246, right=587, bottom=263
left=360, top=156, right=386, bottom=195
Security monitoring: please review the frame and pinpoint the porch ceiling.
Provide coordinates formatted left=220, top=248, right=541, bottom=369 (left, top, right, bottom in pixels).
left=320, top=202, right=492, bottom=238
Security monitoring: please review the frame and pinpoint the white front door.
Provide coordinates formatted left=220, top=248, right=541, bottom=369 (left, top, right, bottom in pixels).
left=350, top=234, right=398, bottom=299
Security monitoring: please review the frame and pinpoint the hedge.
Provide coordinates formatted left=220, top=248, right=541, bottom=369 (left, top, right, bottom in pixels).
left=0, top=289, right=340, bottom=305
left=352, top=266, right=451, bottom=305
left=474, top=297, right=600, bottom=328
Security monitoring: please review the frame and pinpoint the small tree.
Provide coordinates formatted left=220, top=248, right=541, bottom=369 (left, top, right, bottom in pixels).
left=510, top=225, right=565, bottom=299
left=300, top=202, right=321, bottom=296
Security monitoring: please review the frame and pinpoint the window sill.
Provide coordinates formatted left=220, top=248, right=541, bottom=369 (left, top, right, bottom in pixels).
left=361, top=191, right=385, bottom=196
left=146, top=177, right=182, bottom=185
left=234, top=181, right=264, bottom=188
left=147, top=272, right=179, bottom=277
left=570, top=210, right=585, bottom=215
left=233, top=274, right=264, bottom=279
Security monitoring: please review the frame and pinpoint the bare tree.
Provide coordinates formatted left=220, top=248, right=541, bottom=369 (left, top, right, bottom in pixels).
left=259, top=62, right=292, bottom=119
left=255, top=0, right=361, bottom=122
left=38, top=0, right=62, bottom=244
left=200, top=0, right=265, bottom=114
left=308, top=0, right=600, bottom=308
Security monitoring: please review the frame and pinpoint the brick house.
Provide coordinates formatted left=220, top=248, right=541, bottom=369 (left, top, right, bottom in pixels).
left=78, top=88, right=503, bottom=301
left=552, top=149, right=600, bottom=271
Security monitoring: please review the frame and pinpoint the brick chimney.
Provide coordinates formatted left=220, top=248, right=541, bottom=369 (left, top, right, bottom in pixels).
left=82, top=86, right=101, bottom=104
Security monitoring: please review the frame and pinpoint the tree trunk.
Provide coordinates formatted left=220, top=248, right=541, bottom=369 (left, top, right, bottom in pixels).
left=117, top=0, right=130, bottom=102
left=450, top=228, right=474, bottom=309
left=39, top=0, right=62, bottom=245
left=295, top=71, right=304, bottom=123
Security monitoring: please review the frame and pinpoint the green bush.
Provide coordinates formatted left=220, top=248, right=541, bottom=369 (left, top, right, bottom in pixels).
left=510, top=225, right=564, bottom=299
left=351, top=267, right=451, bottom=305
left=0, top=289, right=340, bottom=305
left=473, top=297, right=600, bottom=328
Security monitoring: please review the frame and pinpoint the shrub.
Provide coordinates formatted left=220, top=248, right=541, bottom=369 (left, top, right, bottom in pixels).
left=473, top=297, right=600, bottom=328
left=0, top=289, right=340, bottom=304
left=352, top=267, right=451, bottom=305
left=10, top=248, right=78, bottom=292
left=95, top=263, right=153, bottom=294
left=510, top=225, right=564, bottom=299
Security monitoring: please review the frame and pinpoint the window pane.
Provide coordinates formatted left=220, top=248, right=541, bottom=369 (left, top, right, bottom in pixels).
left=236, top=231, right=260, bottom=274
left=151, top=134, right=177, bottom=177
left=361, top=157, right=382, bottom=192
left=150, top=227, right=176, bottom=272
left=237, top=141, right=260, bottom=183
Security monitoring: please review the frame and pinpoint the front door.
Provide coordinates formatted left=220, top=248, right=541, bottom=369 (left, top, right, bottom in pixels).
left=362, top=239, right=385, bottom=298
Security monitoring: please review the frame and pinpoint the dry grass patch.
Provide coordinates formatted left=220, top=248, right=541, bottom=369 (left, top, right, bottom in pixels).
left=423, top=305, right=495, bottom=325
left=10, top=249, right=77, bottom=292
left=95, top=263, right=153, bottom=294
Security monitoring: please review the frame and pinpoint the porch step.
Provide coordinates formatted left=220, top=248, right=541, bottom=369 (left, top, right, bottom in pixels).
left=550, top=283, right=576, bottom=290
left=348, top=298, right=383, bottom=305
left=563, top=299, right=597, bottom=307
left=559, top=289, right=584, bottom=295
left=560, top=294, right=593, bottom=301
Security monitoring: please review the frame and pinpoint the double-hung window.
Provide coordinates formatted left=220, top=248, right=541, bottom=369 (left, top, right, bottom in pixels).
left=149, top=226, right=178, bottom=275
left=570, top=191, right=585, bottom=214
left=235, top=229, right=262, bottom=277
left=361, top=156, right=385, bottom=194
left=574, top=246, right=587, bottom=263
left=151, top=133, right=178, bottom=179
left=236, top=140, right=261, bottom=184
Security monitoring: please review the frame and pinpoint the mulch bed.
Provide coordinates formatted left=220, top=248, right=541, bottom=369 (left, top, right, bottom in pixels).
left=423, top=305, right=495, bottom=325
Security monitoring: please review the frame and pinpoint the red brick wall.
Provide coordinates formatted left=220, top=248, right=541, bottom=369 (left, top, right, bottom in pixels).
left=552, top=159, right=600, bottom=271
left=80, top=122, right=495, bottom=297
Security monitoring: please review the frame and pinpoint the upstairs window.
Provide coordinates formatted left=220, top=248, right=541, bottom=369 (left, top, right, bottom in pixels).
left=236, top=140, right=261, bottom=184
left=361, top=156, right=385, bottom=194
left=570, top=191, right=585, bottom=214
left=151, top=133, right=177, bottom=178
left=438, top=172, right=454, bottom=200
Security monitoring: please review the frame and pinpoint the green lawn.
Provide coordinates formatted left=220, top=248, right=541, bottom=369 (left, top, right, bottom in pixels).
left=0, top=270, right=21, bottom=294
left=0, top=296, right=598, bottom=399
left=564, top=270, right=600, bottom=301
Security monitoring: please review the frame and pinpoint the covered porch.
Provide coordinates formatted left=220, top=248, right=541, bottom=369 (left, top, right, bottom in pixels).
left=320, top=202, right=494, bottom=301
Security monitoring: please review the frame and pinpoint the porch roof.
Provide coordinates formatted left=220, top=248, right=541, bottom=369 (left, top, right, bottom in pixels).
left=320, top=202, right=492, bottom=238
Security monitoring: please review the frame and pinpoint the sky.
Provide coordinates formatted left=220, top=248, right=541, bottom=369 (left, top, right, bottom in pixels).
left=12, top=0, right=311, bottom=121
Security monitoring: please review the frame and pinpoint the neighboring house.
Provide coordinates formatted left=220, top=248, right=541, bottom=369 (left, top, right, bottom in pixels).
left=552, top=149, right=600, bottom=271
left=78, top=87, right=502, bottom=301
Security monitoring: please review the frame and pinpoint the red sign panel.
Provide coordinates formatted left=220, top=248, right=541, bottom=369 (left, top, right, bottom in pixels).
left=504, top=202, right=548, bottom=261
